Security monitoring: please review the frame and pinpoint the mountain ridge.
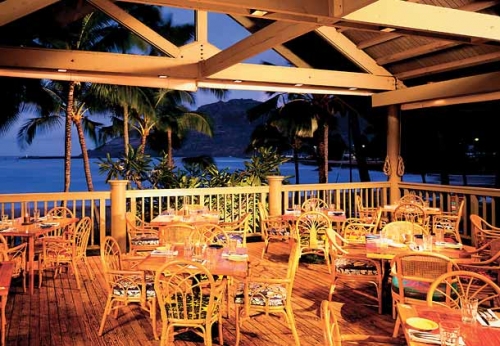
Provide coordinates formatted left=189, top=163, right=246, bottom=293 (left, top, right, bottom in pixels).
left=87, top=98, right=262, bottom=158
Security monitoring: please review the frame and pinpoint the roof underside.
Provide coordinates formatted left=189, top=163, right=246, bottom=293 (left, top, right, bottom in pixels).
left=1, top=0, right=500, bottom=109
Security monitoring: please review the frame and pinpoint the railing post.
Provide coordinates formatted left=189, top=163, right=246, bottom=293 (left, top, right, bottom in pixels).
left=109, top=180, right=128, bottom=252
left=387, top=104, right=402, bottom=204
left=267, top=176, right=284, bottom=216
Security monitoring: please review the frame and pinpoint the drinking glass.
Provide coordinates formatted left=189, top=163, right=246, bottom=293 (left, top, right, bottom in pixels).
left=228, top=238, right=238, bottom=254
left=33, top=209, right=40, bottom=222
left=1, top=214, right=8, bottom=223
left=183, top=239, right=193, bottom=259
left=435, top=228, right=445, bottom=243
left=461, top=298, right=478, bottom=324
left=439, top=321, right=460, bottom=346
left=423, top=235, right=433, bottom=251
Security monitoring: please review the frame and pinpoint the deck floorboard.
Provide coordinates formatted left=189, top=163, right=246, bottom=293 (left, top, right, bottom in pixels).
left=4, top=241, right=405, bottom=345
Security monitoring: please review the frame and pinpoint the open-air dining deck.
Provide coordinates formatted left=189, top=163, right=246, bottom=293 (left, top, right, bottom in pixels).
left=3, top=240, right=403, bottom=346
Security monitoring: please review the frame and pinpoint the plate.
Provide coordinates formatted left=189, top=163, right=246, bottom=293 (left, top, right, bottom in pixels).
left=406, top=317, right=439, bottom=331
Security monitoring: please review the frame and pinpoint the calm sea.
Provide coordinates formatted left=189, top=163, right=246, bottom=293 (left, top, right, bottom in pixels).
left=0, top=156, right=493, bottom=194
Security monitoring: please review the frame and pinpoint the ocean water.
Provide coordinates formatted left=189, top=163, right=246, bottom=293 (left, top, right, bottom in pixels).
left=0, top=156, right=396, bottom=193
left=1, top=156, right=492, bottom=194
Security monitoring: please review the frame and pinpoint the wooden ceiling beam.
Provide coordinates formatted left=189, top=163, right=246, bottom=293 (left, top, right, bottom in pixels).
left=396, top=51, right=500, bottom=80
left=0, top=0, right=58, bottom=26
left=355, top=0, right=500, bottom=49
left=376, top=41, right=460, bottom=66
left=200, top=21, right=318, bottom=77
left=87, top=0, right=181, bottom=57
left=342, top=0, right=500, bottom=43
left=373, top=71, right=500, bottom=107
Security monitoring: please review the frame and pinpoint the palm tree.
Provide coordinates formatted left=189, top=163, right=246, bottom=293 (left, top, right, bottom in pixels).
left=150, top=88, right=214, bottom=168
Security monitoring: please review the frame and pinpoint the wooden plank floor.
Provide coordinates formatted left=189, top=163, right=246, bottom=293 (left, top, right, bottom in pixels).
left=4, top=241, right=406, bottom=346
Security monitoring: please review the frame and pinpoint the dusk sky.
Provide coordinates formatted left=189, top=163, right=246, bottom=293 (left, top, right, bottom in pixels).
left=0, top=8, right=288, bottom=157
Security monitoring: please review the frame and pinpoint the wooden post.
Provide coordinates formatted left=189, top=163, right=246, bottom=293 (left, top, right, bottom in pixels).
left=109, top=180, right=128, bottom=252
left=387, top=104, right=402, bottom=204
left=267, top=176, right=284, bottom=216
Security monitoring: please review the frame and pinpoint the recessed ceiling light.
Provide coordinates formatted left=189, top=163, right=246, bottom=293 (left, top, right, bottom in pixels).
left=57, top=69, right=67, bottom=73
left=295, top=83, right=303, bottom=87
left=380, top=27, right=395, bottom=33
left=158, top=75, right=168, bottom=79
left=348, top=87, right=358, bottom=91
left=250, top=9, right=268, bottom=17
left=233, top=80, right=242, bottom=83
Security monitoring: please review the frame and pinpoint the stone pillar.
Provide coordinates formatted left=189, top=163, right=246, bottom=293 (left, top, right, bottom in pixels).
left=267, top=176, right=284, bottom=216
left=387, top=104, right=402, bottom=204
left=109, top=180, right=128, bottom=252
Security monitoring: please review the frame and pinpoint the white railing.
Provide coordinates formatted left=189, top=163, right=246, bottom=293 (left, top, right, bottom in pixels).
left=1, top=180, right=499, bottom=250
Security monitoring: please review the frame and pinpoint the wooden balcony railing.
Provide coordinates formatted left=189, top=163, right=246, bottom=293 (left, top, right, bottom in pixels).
left=1, top=179, right=498, bottom=251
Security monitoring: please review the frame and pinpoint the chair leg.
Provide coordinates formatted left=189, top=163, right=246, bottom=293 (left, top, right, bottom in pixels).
left=98, top=297, right=113, bottom=336
left=235, top=304, right=242, bottom=346
left=261, top=240, right=269, bottom=258
left=392, top=316, right=401, bottom=337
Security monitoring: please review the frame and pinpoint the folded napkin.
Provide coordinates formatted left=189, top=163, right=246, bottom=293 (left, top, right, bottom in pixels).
left=151, top=249, right=178, bottom=256
left=41, top=222, right=60, bottom=227
left=0, top=227, right=15, bottom=232
left=477, top=309, right=500, bottom=327
left=221, top=252, right=248, bottom=261
left=408, top=330, right=465, bottom=345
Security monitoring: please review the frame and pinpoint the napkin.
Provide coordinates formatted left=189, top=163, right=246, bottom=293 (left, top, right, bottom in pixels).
left=477, top=309, right=500, bottom=327
left=0, top=227, right=15, bottom=232
left=408, top=330, right=465, bottom=345
left=151, top=249, right=178, bottom=256
left=41, top=222, right=60, bottom=227
left=221, top=253, right=248, bottom=261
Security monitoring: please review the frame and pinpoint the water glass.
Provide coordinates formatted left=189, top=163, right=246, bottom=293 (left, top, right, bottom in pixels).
left=435, top=228, right=445, bottom=243
left=33, top=209, right=40, bottom=221
left=228, top=238, right=238, bottom=254
left=461, top=298, right=478, bottom=324
left=183, top=241, right=193, bottom=259
left=439, top=321, right=460, bottom=346
left=1, top=214, right=8, bottom=223
left=423, top=234, right=433, bottom=251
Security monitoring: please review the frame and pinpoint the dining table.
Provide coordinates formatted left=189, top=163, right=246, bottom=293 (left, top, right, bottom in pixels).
left=0, top=217, right=79, bottom=295
left=397, top=303, right=500, bottom=346
left=0, top=261, right=13, bottom=346
left=281, top=209, right=347, bottom=232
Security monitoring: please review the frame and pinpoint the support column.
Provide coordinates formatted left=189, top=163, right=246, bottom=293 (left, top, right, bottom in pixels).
left=387, top=104, right=402, bottom=204
left=109, top=180, right=128, bottom=252
left=267, top=176, right=284, bottom=216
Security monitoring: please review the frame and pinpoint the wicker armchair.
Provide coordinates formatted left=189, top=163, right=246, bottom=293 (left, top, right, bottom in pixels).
left=155, top=259, right=226, bottom=346
left=398, top=193, right=425, bottom=206
left=99, top=236, right=158, bottom=339
left=125, top=211, right=160, bottom=254
left=43, top=206, right=75, bottom=238
left=0, top=235, right=27, bottom=292
left=382, top=221, right=428, bottom=244
left=258, top=202, right=292, bottom=258
left=321, top=300, right=401, bottom=346
left=295, top=211, right=332, bottom=273
left=432, top=198, right=465, bottom=243
left=302, top=198, right=329, bottom=211
left=470, top=214, right=500, bottom=248
left=219, top=212, right=251, bottom=247
left=355, top=195, right=380, bottom=222
left=390, top=252, right=457, bottom=337
left=426, top=270, right=500, bottom=311
left=38, top=216, right=92, bottom=289
left=393, top=203, right=429, bottom=230
left=234, top=238, right=301, bottom=346
left=326, top=228, right=384, bottom=314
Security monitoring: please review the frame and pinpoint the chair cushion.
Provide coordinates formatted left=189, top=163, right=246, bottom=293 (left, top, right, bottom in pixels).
left=391, top=277, right=450, bottom=301
left=334, top=258, right=378, bottom=275
left=268, top=226, right=289, bottom=237
left=166, top=293, right=218, bottom=319
left=131, top=237, right=159, bottom=246
left=234, top=282, right=287, bottom=307
left=113, top=282, right=155, bottom=298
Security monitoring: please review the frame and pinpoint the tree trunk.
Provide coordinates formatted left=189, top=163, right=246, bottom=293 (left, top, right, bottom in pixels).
left=63, top=82, right=75, bottom=192
left=123, top=105, right=129, bottom=156
left=139, top=133, right=147, bottom=155
left=167, top=129, right=174, bottom=168
left=317, top=123, right=328, bottom=183
left=75, top=120, right=94, bottom=191
left=349, top=110, right=371, bottom=182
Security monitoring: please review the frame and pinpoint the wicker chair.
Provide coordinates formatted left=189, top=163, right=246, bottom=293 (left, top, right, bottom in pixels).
left=98, top=236, right=158, bottom=339
left=43, top=206, right=75, bottom=238
left=321, top=300, right=401, bottom=346
left=393, top=203, right=429, bottom=230
left=390, top=252, right=457, bottom=337
left=125, top=211, right=161, bottom=254
left=426, top=270, right=500, bottom=311
left=219, top=212, right=251, bottom=247
left=0, top=234, right=27, bottom=292
left=455, top=238, right=500, bottom=284
left=355, top=195, right=380, bottom=222
left=295, top=211, right=332, bottom=273
left=38, top=216, right=92, bottom=289
left=470, top=214, right=500, bottom=248
left=381, top=221, right=428, bottom=244
left=234, top=238, right=301, bottom=346
left=326, top=228, right=384, bottom=314
left=302, top=198, right=329, bottom=211
left=258, top=202, right=292, bottom=258
left=155, top=259, right=226, bottom=346
left=398, top=193, right=425, bottom=206
left=432, top=198, right=465, bottom=243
